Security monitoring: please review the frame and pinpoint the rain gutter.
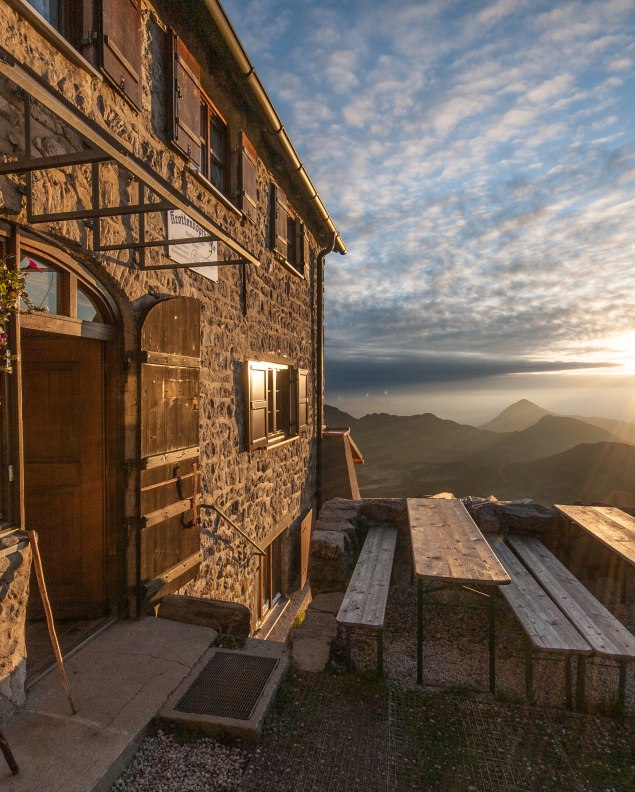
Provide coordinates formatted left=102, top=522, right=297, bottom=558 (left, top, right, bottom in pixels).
left=203, top=0, right=347, bottom=255
left=315, top=232, right=338, bottom=508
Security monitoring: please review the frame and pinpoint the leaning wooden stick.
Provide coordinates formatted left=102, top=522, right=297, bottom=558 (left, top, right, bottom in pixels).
left=0, top=726, right=18, bottom=774
left=27, top=530, right=76, bottom=715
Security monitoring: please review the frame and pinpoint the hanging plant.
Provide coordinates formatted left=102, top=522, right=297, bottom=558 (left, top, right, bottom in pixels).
left=0, top=255, right=45, bottom=374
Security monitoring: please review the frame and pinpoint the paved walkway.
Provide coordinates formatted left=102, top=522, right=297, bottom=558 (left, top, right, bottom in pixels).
left=0, top=618, right=217, bottom=792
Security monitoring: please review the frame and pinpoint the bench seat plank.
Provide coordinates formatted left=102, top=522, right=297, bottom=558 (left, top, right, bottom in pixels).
left=555, top=505, right=635, bottom=566
left=508, top=535, right=635, bottom=661
left=337, top=526, right=398, bottom=630
left=489, top=538, right=590, bottom=654
left=407, top=498, right=510, bottom=586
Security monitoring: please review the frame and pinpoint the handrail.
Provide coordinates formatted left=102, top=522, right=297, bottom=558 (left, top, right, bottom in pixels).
left=199, top=503, right=266, bottom=556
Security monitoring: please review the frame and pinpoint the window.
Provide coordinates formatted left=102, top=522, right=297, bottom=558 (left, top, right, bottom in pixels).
left=24, top=0, right=142, bottom=108
left=258, top=533, right=284, bottom=621
left=26, top=0, right=81, bottom=45
left=19, top=253, right=111, bottom=326
left=270, top=185, right=309, bottom=276
left=245, top=361, right=308, bottom=450
left=200, top=96, right=228, bottom=193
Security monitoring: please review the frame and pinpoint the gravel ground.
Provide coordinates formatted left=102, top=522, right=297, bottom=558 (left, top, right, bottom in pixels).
left=110, top=559, right=635, bottom=791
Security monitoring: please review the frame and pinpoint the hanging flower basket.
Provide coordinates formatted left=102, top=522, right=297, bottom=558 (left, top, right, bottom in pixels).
left=0, top=255, right=45, bottom=374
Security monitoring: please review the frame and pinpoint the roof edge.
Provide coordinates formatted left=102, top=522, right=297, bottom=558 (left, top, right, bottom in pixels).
left=203, top=0, right=347, bottom=255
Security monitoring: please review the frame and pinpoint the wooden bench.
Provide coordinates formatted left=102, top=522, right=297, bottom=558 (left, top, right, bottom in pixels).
left=488, top=536, right=591, bottom=707
left=555, top=504, right=635, bottom=601
left=336, top=525, right=398, bottom=674
left=508, top=534, right=635, bottom=711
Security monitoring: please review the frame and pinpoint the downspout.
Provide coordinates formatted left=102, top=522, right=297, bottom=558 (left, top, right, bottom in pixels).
left=316, top=232, right=338, bottom=509
left=203, top=0, right=347, bottom=255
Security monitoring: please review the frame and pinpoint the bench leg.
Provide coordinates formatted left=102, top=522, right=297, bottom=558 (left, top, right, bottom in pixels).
left=417, top=578, right=424, bottom=685
left=345, top=627, right=352, bottom=672
left=377, top=629, right=384, bottom=676
left=525, top=642, right=533, bottom=703
left=618, top=661, right=627, bottom=712
left=576, top=657, right=587, bottom=713
left=564, top=657, right=573, bottom=710
left=488, top=593, right=496, bottom=695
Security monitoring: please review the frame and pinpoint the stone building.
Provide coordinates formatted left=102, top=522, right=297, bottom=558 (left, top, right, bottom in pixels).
left=0, top=0, right=347, bottom=716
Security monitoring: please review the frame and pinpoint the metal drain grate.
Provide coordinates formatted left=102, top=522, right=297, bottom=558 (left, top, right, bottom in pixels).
left=176, top=652, right=279, bottom=720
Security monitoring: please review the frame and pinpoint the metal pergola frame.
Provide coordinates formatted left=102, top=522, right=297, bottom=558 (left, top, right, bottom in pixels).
left=0, top=45, right=260, bottom=271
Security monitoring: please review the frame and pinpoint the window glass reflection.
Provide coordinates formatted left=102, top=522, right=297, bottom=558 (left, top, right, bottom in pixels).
left=76, top=286, right=103, bottom=323
left=20, top=257, right=58, bottom=314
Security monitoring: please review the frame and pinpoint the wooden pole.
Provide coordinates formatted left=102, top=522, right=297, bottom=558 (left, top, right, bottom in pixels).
left=27, top=530, right=76, bottom=715
left=0, top=727, right=18, bottom=775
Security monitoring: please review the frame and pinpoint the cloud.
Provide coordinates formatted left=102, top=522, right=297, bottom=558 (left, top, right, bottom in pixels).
left=222, top=0, right=635, bottom=405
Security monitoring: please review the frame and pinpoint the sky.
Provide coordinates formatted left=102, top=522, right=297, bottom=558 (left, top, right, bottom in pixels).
left=221, top=0, right=635, bottom=425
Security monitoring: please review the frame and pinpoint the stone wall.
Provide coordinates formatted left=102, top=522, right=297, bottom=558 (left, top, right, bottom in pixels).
left=0, top=1, right=330, bottom=629
left=0, top=538, right=31, bottom=723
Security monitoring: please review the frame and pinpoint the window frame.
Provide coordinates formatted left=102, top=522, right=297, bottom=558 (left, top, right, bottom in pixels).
left=200, top=92, right=229, bottom=197
left=270, top=184, right=309, bottom=277
left=245, top=360, right=307, bottom=451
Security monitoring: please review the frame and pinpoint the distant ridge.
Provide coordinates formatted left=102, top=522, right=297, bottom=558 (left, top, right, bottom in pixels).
left=480, top=399, right=554, bottom=432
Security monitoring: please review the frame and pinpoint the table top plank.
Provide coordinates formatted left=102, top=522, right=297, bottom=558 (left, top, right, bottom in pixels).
left=337, top=526, right=398, bottom=630
left=407, top=498, right=510, bottom=586
left=555, top=504, right=635, bottom=566
left=509, top=534, right=635, bottom=660
left=489, top=537, right=591, bottom=654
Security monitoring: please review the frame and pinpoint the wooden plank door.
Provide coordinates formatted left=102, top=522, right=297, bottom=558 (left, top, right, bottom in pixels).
left=22, top=337, right=106, bottom=618
left=138, top=297, right=202, bottom=606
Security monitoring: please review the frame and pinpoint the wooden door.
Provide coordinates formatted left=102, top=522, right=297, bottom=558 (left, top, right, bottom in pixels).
left=138, top=297, right=201, bottom=607
left=22, top=337, right=106, bottom=618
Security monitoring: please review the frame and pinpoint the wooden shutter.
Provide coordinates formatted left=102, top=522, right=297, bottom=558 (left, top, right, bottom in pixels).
left=171, top=33, right=202, bottom=168
left=288, top=367, right=298, bottom=435
left=296, top=222, right=309, bottom=275
left=246, top=362, right=268, bottom=450
left=298, top=369, right=309, bottom=429
left=270, top=185, right=288, bottom=259
left=239, top=132, right=258, bottom=223
left=138, top=297, right=201, bottom=605
left=97, top=0, right=143, bottom=110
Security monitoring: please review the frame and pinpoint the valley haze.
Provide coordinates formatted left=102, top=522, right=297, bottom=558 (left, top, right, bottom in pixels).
left=325, top=399, right=635, bottom=508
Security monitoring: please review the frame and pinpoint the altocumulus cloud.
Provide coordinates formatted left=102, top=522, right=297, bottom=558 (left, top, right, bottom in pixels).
left=222, top=0, right=635, bottom=394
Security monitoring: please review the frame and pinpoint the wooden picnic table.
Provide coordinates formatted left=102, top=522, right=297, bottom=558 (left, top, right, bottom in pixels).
left=407, top=498, right=511, bottom=687
left=554, top=505, right=635, bottom=568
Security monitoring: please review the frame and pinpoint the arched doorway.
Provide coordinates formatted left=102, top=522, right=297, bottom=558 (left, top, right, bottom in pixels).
left=19, top=245, right=120, bottom=630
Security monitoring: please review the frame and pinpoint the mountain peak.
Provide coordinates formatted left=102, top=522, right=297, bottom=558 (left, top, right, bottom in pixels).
left=480, top=399, right=555, bottom=433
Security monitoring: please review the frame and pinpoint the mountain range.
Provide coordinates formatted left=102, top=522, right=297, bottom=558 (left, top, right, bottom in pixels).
left=325, top=399, right=635, bottom=506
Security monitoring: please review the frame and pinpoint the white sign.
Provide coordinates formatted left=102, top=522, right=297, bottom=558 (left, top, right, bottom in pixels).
left=167, top=209, right=218, bottom=282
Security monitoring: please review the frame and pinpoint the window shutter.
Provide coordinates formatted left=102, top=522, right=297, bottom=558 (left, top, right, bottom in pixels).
left=298, top=369, right=309, bottom=429
left=296, top=222, right=309, bottom=275
left=270, top=185, right=288, bottom=259
left=98, top=0, right=143, bottom=110
left=288, top=367, right=298, bottom=435
left=246, top=362, right=268, bottom=450
left=238, top=132, right=258, bottom=223
left=171, top=33, right=202, bottom=168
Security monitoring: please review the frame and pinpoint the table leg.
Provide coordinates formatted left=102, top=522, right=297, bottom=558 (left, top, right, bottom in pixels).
left=564, top=657, right=573, bottom=710
left=417, top=578, right=423, bottom=685
left=525, top=642, right=533, bottom=702
left=576, top=657, right=587, bottom=713
left=618, top=661, right=627, bottom=713
left=488, top=593, right=496, bottom=695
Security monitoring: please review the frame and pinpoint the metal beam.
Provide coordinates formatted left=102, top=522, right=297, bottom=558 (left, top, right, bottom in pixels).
left=27, top=201, right=174, bottom=224
left=0, top=46, right=260, bottom=266
left=0, top=149, right=110, bottom=175
left=95, top=234, right=218, bottom=252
